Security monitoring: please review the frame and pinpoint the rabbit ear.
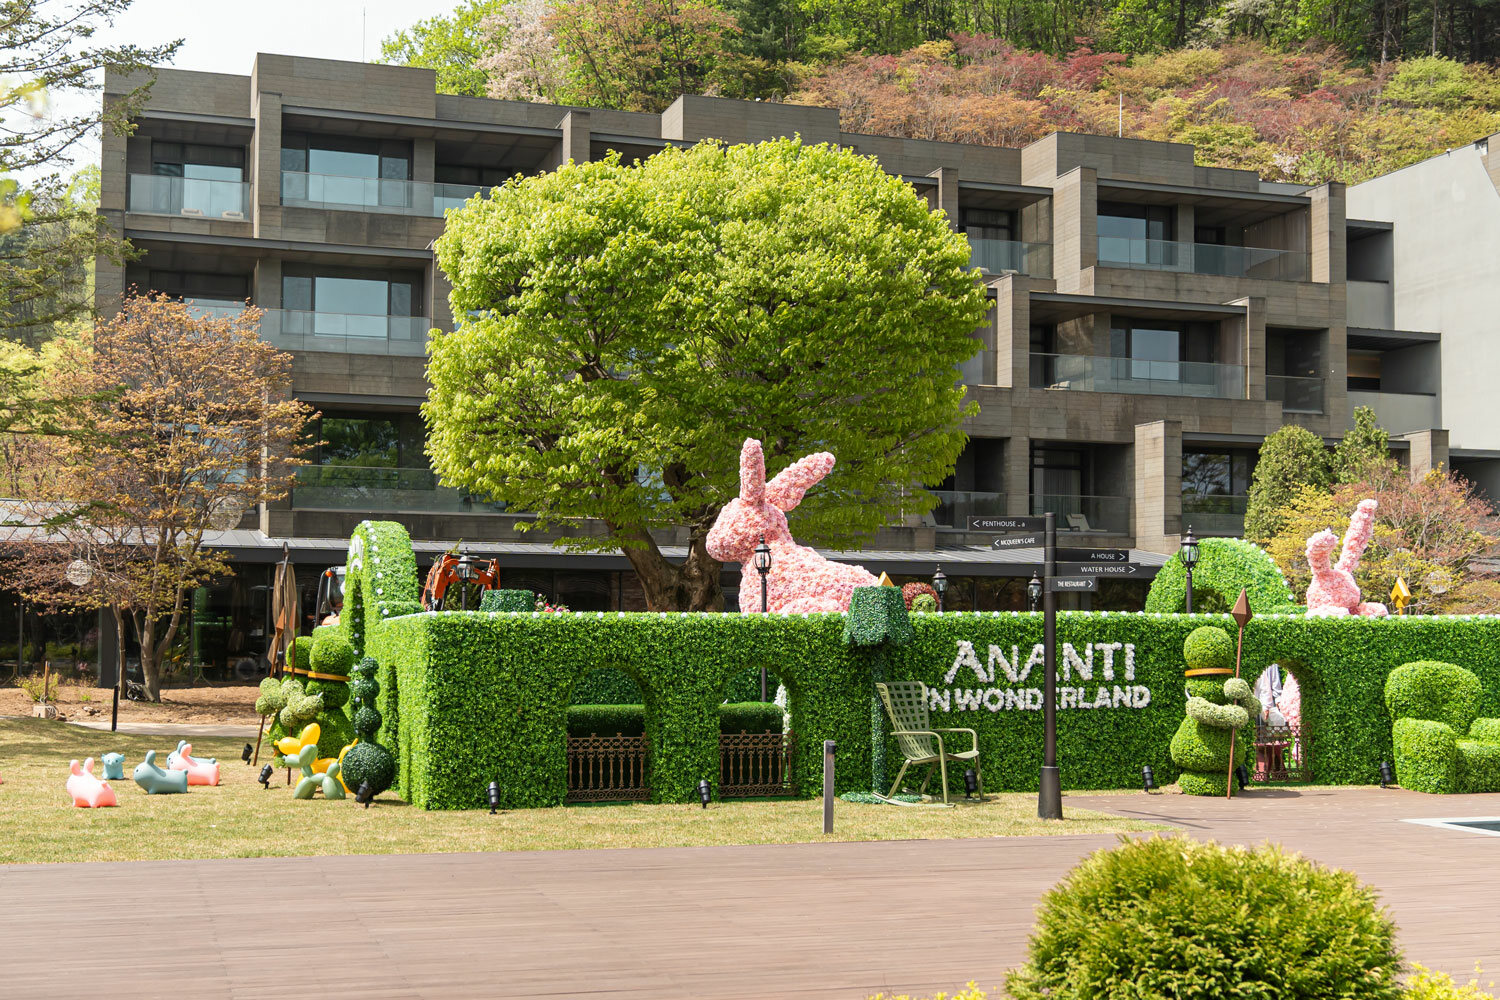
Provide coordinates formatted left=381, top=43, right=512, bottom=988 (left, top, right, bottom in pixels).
left=70, top=759, right=83, bottom=775
left=144, top=750, right=156, bottom=765
left=84, top=757, right=95, bottom=774
left=739, top=438, right=766, bottom=505
left=180, top=744, right=192, bottom=758
left=766, top=452, right=835, bottom=512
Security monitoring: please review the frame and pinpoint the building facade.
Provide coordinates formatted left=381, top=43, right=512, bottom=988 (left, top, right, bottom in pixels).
left=18, top=53, right=1463, bottom=678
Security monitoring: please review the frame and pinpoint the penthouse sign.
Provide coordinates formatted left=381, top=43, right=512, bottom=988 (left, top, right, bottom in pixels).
left=931, top=640, right=1153, bottom=714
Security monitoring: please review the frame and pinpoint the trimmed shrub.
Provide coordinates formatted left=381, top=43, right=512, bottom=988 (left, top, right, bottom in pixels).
left=1406, top=964, right=1499, bottom=999
left=1145, top=537, right=1296, bottom=615
left=1393, top=718, right=1460, bottom=793
left=1385, top=660, right=1482, bottom=732
left=1468, top=718, right=1500, bottom=743
left=340, top=740, right=395, bottom=797
left=566, top=702, right=785, bottom=738
left=900, top=581, right=938, bottom=610
left=1457, top=740, right=1500, bottom=793
left=1245, top=422, right=1333, bottom=541
left=1184, top=625, right=1234, bottom=671
left=910, top=593, right=937, bottom=613
left=1006, top=837, right=1402, bottom=1000
left=480, top=589, right=534, bottom=612
left=310, top=634, right=355, bottom=676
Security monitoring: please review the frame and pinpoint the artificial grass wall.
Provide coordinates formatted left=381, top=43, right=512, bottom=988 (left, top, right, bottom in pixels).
left=337, top=522, right=1500, bottom=809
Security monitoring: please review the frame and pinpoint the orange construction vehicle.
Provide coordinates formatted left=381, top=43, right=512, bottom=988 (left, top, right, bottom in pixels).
left=422, top=550, right=500, bottom=611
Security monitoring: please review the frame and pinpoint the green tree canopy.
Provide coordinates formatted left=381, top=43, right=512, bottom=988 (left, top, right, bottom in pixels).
left=380, top=1, right=505, bottom=96
left=1245, top=423, right=1331, bottom=542
left=426, top=138, right=990, bottom=610
left=1332, top=404, right=1395, bottom=485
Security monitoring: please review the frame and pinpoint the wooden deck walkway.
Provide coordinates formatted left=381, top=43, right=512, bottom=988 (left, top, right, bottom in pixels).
left=3, top=786, right=1497, bottom=999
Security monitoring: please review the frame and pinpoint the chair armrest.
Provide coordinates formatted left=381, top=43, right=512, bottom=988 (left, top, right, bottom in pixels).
left=933, top=728, right=980, bottom=753
left=890, top=730, right=947, bottom=755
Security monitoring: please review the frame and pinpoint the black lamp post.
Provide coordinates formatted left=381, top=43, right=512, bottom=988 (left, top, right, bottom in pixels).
left=754, top=535, right=772, bottom=701
left=932, top=566, right=948, bottom=613
left=456, top=551, right=476, bottom=612
left=1180, top=526, right=1200, bottom=614
left=1027, top=572, right=1042, bottom=612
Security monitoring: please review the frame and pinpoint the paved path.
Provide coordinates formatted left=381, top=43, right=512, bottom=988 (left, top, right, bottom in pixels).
left=3, top=786, right=1498, bottom=999
left=65, top=719, right=258, bottom=738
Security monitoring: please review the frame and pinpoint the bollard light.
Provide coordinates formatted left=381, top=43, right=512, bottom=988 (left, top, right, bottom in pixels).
left=487, top=780, right=501, bottom=814
left=1234, top=763, right=1250, bottom=790
left=258, top=763, right=274, bottom=789
left=1379, top=760, right=1395, bottom=788
left=356, top=781, right=374, bottom=808
left=698, top=779, right=712, bottom=808
left=241, top=742, right=253, bottom=764
left=1142, top=765, right=1157, bottom=792
left=963, top=768, right=979, bottom=799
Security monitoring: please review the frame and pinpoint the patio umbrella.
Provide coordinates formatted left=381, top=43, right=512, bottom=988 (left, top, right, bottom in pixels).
left=256, top=545, right=297, bottom=765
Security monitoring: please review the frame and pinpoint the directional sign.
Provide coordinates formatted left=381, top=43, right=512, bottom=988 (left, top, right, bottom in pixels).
left=1056, top=562, right=1144, bottom=577
left=1048, top=576, right=1097, bottom=593
left=1055, top=547, right=1130, bottom=563
left=968, top=515, right=1046, bottom=533
left=991, top=533, right=1045, bottom=549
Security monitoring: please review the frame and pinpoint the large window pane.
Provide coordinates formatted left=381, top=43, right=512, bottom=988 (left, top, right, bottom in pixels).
left=314, top=277, right=390, bottom=315
left=309, top=147, right=381, bottom=178
left=321, top=417, right=399, bottom=467
left=1129, top=326, right=1180, bottom=381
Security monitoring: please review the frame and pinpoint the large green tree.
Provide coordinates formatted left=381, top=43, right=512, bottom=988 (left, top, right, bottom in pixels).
left=379, top=0, right=505, bottom=97
left=1244, top=423, right=1332, bottom=542
left=426, top=138, right=990, bottom=610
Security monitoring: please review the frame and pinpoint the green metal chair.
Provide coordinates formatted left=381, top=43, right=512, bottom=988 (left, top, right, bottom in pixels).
left=875, top=680, right=984, bottom=805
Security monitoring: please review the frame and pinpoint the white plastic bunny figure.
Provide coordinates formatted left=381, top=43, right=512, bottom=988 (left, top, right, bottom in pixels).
left=706, top=438, right=879, bottom=613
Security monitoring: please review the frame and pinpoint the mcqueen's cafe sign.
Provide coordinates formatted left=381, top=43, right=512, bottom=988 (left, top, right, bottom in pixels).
left=934, top=640, right=1153, bottom=713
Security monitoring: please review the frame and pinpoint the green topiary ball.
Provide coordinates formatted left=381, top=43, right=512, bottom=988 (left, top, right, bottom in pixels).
left=305, top=677, right=350, bottom=709
left=350, top=677, right=378, bottom=707
left=340, top=740, right=395, bottom=797
left=1006, top=837, right=1402, bottom=1000
left=1183, top=626, right=1234, bottom=673
left=910, top=593, right=937, bottom=614
left=354, top=656, right=378, bottom=679
left=353, top=704, right=382, bottom=740
left=310, top=634, right=356, bottom=676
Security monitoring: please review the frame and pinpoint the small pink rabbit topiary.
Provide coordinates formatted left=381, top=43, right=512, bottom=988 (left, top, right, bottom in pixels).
left=1304, top=498, right=1388, bottom=617
left=707, top=438, right=879, bottom=613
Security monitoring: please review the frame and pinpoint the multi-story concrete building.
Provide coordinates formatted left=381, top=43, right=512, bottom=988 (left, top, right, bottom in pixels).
left=11, top=52, right=1473, bottom=677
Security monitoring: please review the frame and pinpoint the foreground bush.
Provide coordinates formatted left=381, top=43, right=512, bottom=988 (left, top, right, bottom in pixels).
left=1007, top=837, right=1402, bottom=1000
left=1407, top=966, right=1497, bottom=999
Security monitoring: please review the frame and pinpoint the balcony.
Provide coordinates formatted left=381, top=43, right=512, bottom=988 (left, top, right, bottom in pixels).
left=968, top=238, right=1052, bottom=278
left=1182, top=494, right=1247, bottom=537
left=1097, top=237, right=1309, bottom=281
left=1031, top=494, right=1130, bottom=534
left=292, top=466, right=498, bottom=513
left=1031, top=353, right=1246, bottom=399
left=1267, top=375, right=1325, bottom=414
left=926, top=491, right=1008, bottom=530
left=1347, top=280, right=1394, bottom=329
left=1348, top=389, right=1439, bottom=434
left=280, top=171, right=485, bottom=217
left=260, top=310, right=430, bottom=356
left=128, top=173, right=249, bottom=220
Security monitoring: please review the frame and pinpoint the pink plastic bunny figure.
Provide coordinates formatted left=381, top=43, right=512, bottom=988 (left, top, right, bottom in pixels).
left=66, top=757, right=118, bottom=808
left=707, top=438, right=879, bottom=613
left=1305, top=498, right=1388, bottom=617
left=168, top=743, right=221, bottom=786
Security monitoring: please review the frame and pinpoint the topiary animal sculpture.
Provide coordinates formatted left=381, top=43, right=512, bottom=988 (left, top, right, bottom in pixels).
left=1169, top=626, right=1260, bottom=796
left=705, top=437, right=878, bottom=613
left=263, top=633, right=358, bottom=768
left=339, top=655, right=396, bottom=798
left=1305, top=498, right=1388, bottom=617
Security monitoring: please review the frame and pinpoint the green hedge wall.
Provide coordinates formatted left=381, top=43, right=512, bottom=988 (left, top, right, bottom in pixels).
left=567, top=703, right=783, bottom=738
left=342, top=522, right=1500, bottom=809
left=1144, top=537, right=1297, bottom=614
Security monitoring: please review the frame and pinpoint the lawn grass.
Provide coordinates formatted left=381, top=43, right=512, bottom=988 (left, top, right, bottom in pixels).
left=0, top=717, right=1164, bottom=865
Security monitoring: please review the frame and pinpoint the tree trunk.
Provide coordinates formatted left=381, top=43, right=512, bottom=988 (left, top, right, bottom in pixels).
left=614, top=527, right=724, bottom=611
left=133, top=612, right=162, bottom=702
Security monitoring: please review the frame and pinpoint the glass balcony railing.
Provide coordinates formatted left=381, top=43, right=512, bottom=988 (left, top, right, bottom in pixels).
left=1097, top=237, right=1309, bottom=281
left=292, top=465, right=498, bottom=513
left=967, top=238, right=1053, bottom=278
left=926, top=491, right=1008, bottom=530
left=1031, top=494, right=1130, bottom=534
left=1267, top=375, right=1325, bottom=414
left=261, top=310, right=430, bottom=356
left=1031, top=353, right=1246, bottom=398
left=1182, top=494, right=1247, bottom=537
left=128, top=173, right=249, bottom=219
left=280, top=171, right=485, bottom=217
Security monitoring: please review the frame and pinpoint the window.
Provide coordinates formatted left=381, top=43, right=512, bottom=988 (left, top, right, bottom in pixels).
left=960, top=207, right=1015, bottom=242
left=1348, top=350, right=1382, bottom=391
left=150, top=142, right=245, bottom=216
left=281, top=133, right=412, bottom=209
left=149, top=270, right=249, bottom=306
left=435, top=164, right=512, bottom=188
left=319, top=416, right=400, bottom=467
left=1109, top=318, right=1220, bottom=384
left=282, top=269, right=420, bottom=317
left=1194, top=225, right=1227, bottom=246
left=1032, top=445, right=1085, bottom=501
left=1182, top=450, right=1254, bottom=498
left=1098, top=202, right=1173, bottom=242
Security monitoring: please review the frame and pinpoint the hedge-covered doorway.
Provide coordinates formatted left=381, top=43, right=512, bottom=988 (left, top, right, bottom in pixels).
left=1250, top=662, right=1313, bottom=784
left=719, top=666, right=796, bottom=798
left=566, top=668, right=650, bottom=802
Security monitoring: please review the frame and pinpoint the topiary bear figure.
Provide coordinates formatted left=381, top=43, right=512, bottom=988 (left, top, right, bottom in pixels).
left=264, top=633, right=357, bottom=769
left=339, top=656, right=396, bottom=798
left=1169, top=625, right=1260, bottom=796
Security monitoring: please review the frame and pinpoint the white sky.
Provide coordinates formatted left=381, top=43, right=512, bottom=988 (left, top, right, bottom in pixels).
left=47, top=0, right=461, bottom=176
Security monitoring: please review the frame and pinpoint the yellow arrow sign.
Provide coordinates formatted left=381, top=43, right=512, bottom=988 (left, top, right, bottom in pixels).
left=1391, top=577, right=1411, bottom=612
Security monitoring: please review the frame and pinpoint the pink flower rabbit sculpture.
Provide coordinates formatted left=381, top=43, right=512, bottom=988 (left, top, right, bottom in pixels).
left=1304, top=498, right=1388, bottom=617
left=66, top=757, right=118, bottom=808
left=707, top=438, right=879, bottom=614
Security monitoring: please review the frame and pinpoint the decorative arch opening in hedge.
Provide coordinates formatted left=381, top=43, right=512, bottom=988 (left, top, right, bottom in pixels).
left=1145, top=537, right=1296, bottom=615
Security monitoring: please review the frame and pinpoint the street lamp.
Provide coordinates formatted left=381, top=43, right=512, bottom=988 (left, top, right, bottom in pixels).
left=754, top=536, right=772, bottom=701
left=455, top=550, right=476, bottom=612
left=932, top=566, right=947, bottom=613
left=1180, top=526, right=1200, bottom=614
left=1027, top=572, right=1042, bottom=612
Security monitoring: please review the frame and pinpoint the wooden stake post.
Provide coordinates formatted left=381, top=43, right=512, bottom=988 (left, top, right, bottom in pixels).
left=1227, top=588, right=1253, bottom=799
